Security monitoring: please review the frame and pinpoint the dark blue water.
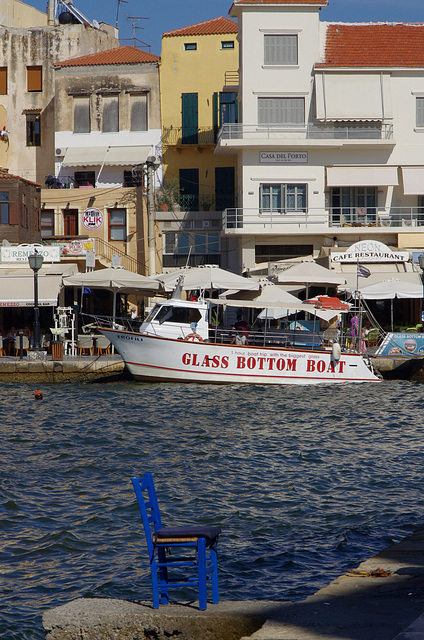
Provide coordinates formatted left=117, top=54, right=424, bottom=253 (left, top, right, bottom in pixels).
left=1, top=380, right=424, bottom=639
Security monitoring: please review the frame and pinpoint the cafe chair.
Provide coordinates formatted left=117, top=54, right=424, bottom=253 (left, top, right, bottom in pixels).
left=14, top=336, right=29, bottom=356
left=95, top=335, right=111, bottom=355
left=77, top=335, right=94, bottom=356
left=131, top=473, right=221, bottom=610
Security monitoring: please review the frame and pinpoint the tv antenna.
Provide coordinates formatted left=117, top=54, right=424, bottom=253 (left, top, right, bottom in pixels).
left=126, top=15, right=150, bottom=50
left=116, top=0, right=128, bottom=28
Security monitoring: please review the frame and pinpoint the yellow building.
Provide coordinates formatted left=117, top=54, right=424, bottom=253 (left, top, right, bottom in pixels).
left=159, top=16, right=239, bottom=269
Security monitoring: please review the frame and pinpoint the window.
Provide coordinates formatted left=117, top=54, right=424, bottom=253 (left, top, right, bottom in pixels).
left=184, top=42, right=197, bottom=51
left=221, top=40, right=234, bottom=49
left=130, top=94, right=147, bottom=131
left=40, top=209, right=54, bottom=237
left=258, top=97, right=304, bottom=125
left=109, top=208, right=126, bottom=241
left=26, top=114, right=41, bottom=146
left=124, top=169, right=142, bottom=187
left=27, top=66, right=42, bottom=92
left=264, top=34, right=298, bottom=65
left=0, top=191, right=8, bottom=224
left=102, top=95, right=119, bottom=132
left=330, top=187, right=376, bottom=225
left=74, top=171, right=95, bottom=187
left=260, top=183, right=307, bottom=213
left=63, top=209, right=78, bottom=236
left=74, top=96, right=90, bottom=133
left=163, top=232, right=220, bottom=267
left=256, top=244, right=313, bottom=263
left=417, top=97, right=424, bottom=127
left=0, top=67, right=7, bottom=95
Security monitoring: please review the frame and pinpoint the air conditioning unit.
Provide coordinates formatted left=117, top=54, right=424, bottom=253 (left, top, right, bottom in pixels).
left=402, top=218, right=417, bottom=227
left=380, top=219, right=391, bottom=227
left=55, top=147, right=67, bottom=156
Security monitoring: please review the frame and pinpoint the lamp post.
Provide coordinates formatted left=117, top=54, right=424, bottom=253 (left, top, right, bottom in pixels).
left=28, top=250, right=44, bottom=350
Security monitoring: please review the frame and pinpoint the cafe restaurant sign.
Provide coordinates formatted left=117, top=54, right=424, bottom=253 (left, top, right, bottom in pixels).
left=0, top=243, right=60, bottom=263
left=260, top=151, right=308, bottom=164
left=331, top=240, right=409, bottom=263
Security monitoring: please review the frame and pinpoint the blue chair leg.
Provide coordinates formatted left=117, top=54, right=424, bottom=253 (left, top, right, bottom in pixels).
left=197, top=537, right=207, bottom=610
left=211, top=545, right=219, bottom=604
left=150, top=553, right=160, bottom=609
left=157, top=547, right=170, bottom=605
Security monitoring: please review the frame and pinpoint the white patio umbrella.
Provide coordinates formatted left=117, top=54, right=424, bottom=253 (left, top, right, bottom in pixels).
left=357, top=278, right=424, bottom=332
left=276, top=260, right=346, bottom=297
left=154, top=265, right=259, bottom=293
left=63, top=266, right=162, bottom=322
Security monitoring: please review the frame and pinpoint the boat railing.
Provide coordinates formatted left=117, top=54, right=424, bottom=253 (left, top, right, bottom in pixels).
left=208, top=326, right=326, bottom=350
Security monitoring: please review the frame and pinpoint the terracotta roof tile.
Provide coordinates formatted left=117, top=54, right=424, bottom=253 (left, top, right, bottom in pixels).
left=233, top=0, right=327, bottom=5
left=317, top=23, right=424, bottom=68
left=55, top=45, right=159, bottom=68
left=0, top=169, right=41, bottom=187
left=163, top=16, right=238, bottom=38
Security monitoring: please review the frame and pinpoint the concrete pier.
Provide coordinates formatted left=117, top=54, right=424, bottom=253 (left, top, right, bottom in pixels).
left=43, top=526, right=424, bottom=640
left=0, top=354, right=125, bottom=383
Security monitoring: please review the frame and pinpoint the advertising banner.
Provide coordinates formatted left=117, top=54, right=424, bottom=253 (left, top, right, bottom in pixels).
left=375, top=333, right=424, bottom=356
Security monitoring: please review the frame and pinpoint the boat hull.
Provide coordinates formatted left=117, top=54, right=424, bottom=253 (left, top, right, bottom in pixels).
left=101, top=329, right=380, bottom=385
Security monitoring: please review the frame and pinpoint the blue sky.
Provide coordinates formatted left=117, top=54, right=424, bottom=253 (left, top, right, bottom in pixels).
left=26, top=0, right=424, bottom=56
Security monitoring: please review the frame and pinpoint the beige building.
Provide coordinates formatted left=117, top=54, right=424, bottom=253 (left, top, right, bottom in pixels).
left=0, top=0, right=119, bottom=186
left=40, top=45, right=163, bottom=275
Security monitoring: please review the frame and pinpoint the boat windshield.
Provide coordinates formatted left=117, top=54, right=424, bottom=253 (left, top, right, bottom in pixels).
left=155, top=305, right=193, bottom=325
left=144, top=305, right=160, bottom=323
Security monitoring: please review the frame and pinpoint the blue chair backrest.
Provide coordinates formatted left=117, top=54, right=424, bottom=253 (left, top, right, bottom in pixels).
left=132, top=473, right=163, bottom=559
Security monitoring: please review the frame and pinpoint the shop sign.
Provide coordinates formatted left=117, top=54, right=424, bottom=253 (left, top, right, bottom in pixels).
left=331, top=240, right=409, bottom=263
left=82, top=207, right=103, bottom=230
left=43, top=238, right=95, bottom=257
left=0, top=243, right=60, bottom=263
left=259, top=151, right=308, bottom=164
left=376, top=333, right=424, bottom=356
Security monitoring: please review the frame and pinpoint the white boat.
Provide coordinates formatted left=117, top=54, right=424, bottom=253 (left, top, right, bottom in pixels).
left=97, top=297, right=380, bottom=386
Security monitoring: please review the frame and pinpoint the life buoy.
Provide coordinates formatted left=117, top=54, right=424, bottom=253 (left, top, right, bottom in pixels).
left=185, top=333, right=203, bottom=342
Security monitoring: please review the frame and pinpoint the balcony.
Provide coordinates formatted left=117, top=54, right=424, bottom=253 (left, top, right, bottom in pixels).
left=155, top=193, right=238, bottom=213
left=217, top=122, right=394, bottom=149
left=222, top=206, right=424, bottom=234
left=162, top=126, right=216, bottom=148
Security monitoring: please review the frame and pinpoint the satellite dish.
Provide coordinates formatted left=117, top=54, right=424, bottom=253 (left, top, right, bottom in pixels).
left=2, top=239, right=10, bottom=246
left=92, top=19, right=100, bottom=29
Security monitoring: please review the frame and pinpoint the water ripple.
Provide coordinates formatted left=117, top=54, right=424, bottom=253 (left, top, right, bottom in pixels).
left=1, top=380, right=424, bottom=638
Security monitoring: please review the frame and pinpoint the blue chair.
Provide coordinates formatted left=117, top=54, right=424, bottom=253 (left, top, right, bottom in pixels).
left=131, top=473, right=221, bottom=610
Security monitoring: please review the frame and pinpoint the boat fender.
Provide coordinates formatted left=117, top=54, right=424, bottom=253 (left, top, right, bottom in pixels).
left=332, top=342, right=341, bottom=362
left=35, top=389, right=43, bottom=400
left=185, top=333, right=204, bottom=342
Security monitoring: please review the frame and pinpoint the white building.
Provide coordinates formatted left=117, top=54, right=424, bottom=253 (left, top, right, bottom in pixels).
left=217, top=0, right=424, bottom=277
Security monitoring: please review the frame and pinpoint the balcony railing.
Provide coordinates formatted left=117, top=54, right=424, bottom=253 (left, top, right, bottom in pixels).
left=162, top=126, right=216, bottom=147
left=223, top=206, right=424, bottom=230
left=218, top=122, right=394, bottom=143
left=155, top=193, right=238, bottom=212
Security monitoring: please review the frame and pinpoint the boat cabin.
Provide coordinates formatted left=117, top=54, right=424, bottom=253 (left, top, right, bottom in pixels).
left=139, top=299, right=209, bottom=340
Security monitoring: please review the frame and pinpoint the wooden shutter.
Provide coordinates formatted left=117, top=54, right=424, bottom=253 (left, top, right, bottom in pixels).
left=27, top=66, right=42, bottom=92
left=0, top=68, right=7, bottom=95
left=181, top=93, right=198, bottom=143
left=8, top=202, right=20, bottom=225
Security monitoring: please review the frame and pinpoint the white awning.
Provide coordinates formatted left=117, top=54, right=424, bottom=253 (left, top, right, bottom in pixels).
left=62, top=146, right=151, bottom=167
left=105, top=146, right=151, bottom=166
left=62, top=147, right=108, bottom=166
left=0, top=275, right=63, bottom=307
left=315, top=72, right=391, bottom=121
left=401, top=167, right=424, bottom=195
left=326, top=166, right=398, bottom=187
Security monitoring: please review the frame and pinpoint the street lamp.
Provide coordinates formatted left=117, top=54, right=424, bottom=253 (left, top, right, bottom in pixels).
left=28, top=250, right=44, bottom=350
